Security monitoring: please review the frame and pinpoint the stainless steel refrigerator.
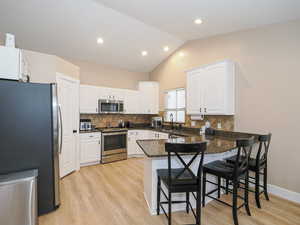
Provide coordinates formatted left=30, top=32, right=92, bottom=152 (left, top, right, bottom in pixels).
left=0, top=79, right=61, bottom=215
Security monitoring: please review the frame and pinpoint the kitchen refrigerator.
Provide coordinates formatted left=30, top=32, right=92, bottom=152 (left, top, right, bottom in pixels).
left=0, top=79, right=61, bottom=215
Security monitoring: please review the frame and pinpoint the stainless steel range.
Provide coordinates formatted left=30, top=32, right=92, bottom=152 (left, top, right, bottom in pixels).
left=101, top=128, right=127, bottom=164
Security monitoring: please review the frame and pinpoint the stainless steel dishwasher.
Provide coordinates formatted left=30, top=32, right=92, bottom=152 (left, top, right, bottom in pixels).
left=0, top=169, right=38, bottom=225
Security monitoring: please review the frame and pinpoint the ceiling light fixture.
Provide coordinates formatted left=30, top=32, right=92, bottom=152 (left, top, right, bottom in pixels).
left=141, top=51, right=148, bottom=56
left=163, top=46, right=169, bottom=52
left=194, top=18, right=203, bottom=25
left=97, top=38, right=104, bottom=44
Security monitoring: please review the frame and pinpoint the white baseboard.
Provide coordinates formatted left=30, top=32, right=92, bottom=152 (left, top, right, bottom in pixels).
left=268, top=184, right=300, bottom=204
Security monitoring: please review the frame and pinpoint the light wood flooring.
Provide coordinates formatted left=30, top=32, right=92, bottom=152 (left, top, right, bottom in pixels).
left=40, top=158, right=300, bottom=225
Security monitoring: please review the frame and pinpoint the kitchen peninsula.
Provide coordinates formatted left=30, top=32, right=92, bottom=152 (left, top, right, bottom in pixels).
left=137, top=129, right=260, bottom=215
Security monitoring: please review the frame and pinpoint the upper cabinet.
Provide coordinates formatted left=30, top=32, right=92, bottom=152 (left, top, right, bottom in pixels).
left=80, top=85, right=100, bottom=114
left=186, top=60, right=235, bottom=115
left=124, top=90, right=140, bottom=114
left=79, top=81, right=159, bottom=114
left=138, top=81, right=159, bottom=114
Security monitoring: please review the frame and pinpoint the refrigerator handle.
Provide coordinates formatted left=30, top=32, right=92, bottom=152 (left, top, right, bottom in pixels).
left=58, top=105, right=63, bottom=154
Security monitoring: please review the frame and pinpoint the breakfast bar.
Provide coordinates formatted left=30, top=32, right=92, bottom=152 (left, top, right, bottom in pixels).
left=137, top=130, right=258, bottom=215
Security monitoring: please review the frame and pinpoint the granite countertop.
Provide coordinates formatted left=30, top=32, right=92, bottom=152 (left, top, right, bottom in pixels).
left=136, top=130, right=261, bottom=157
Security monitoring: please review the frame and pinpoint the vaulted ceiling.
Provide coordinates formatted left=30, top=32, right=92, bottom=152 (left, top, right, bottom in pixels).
left=0, top=0, right=299, bottom=72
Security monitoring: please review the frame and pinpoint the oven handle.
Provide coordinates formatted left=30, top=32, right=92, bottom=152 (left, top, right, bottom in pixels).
left=102, top=132, right=128, bottom=136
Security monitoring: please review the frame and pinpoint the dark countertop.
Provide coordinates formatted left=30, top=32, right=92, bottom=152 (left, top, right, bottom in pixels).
left=136, top=129, right=262, bottom=157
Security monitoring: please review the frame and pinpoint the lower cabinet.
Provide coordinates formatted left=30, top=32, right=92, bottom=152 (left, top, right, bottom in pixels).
left=80, top=132, right=101, bottom=166
left=127, top=130, right=169, bottom=156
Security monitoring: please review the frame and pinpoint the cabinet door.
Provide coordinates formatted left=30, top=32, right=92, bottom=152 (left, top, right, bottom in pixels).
left=138, top=82, right=159, bottom=114
left=202, top=64, right=226, bottom=115
left=136, top=131, right=148, bottom=155
left=186, top=72, right=202, bottom=115
left=124, top=90, right=139, bottom=114
left=127, top=131, right=137, bottom=155
left=80, top=85, right=99, bottom=113
left=148, top=83, right=159, bottom=114
left=80, top=139, right=101, bottom=164
left=157, top=132, right=169, bottom=139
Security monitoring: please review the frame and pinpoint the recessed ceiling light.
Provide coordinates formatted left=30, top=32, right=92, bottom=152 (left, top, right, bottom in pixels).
left=97, top=38, right=104, bottom=44
left=194, top=18, right=203, bottom=25
left=179, top=52, right=185, bottom=57
left=141, top=51, right=148, bottom=56
left=163, top=46, right=169, bottom=52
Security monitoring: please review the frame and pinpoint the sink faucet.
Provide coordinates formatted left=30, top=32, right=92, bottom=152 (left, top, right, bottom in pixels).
left=170, top=113, right=174, bottom=130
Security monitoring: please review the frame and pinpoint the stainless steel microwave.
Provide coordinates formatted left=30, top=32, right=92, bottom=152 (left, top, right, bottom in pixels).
left=98, top=99, right=124, bottom=114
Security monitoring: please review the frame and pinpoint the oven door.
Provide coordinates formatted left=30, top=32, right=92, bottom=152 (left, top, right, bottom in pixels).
left=99, top=100, right=119, bottom=113
left=102, top=132, right=127, bottom=156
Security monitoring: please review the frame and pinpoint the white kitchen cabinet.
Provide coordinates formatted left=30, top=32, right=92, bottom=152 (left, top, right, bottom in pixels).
left=80, top=85, right=100, bottom=114
left=80, top=82, right=159, bottom=115
left=79, top=133, right=101, bottom=166
left=127, top=130, right=142, bottom=156
left=138, top=81, right=159, bottom=114
left=156, top=132, right=169, bottom=139
left=124, top=90, right=139, bottom=114
left=186, top=71, right=202, bottom=115
left=186, top=60, right=235, bottom=115
left=128, top=130, right=169, bottom=156
left=148, top=131, right=169, bottom=139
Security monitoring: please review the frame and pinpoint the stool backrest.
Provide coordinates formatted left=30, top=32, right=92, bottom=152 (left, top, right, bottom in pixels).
left=256, top=133, right=272, bottom=166
left=165, top=142, right=207, bottom=185
left=233, top=137, right=255, bottom=179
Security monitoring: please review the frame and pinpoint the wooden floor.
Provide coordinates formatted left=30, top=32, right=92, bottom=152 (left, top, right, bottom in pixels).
left=40, top=158, right=300, bottom=225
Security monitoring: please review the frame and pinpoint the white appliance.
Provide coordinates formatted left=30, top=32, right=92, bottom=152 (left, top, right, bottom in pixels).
left=0, top=46, right=28, bottom=81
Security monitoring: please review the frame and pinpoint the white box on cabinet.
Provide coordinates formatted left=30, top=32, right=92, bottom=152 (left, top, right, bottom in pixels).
left=0, top=46, right=22, bottom=80
left=186, top=60, right=235, bottom=115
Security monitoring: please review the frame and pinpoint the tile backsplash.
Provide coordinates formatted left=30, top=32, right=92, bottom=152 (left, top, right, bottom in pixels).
left=80, top=114, right=152, bottom=128
left=81, top=112, right=234, bottom=131
left=158, top=111, right=234, bottom=131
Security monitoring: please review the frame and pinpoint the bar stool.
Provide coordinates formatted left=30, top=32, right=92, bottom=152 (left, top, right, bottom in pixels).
left=202, top=137, right=255, bottom=225
left=156, top=142, right=207, bottom=225
left=226, top=133, right=272, bottom=208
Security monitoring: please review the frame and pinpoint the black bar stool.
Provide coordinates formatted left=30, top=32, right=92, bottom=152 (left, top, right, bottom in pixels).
left=202, top=137, right=255, bottom=225
left=156, top=142, right=207, bottom=225
left=226, top=133, right=272, bottom=208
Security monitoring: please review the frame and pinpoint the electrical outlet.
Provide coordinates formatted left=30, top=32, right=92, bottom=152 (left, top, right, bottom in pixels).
left=217, top=122, right=222, bottom=129
left=191, top=121, right=196, bottom=127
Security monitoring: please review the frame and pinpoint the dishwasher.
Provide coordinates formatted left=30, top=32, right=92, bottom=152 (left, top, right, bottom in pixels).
left=0, top=169, right=38, bottom=225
